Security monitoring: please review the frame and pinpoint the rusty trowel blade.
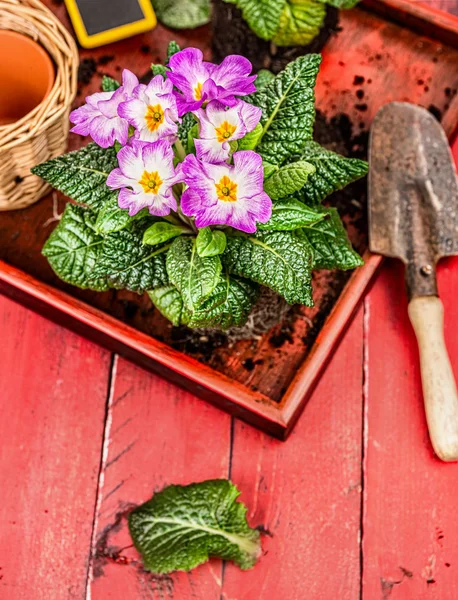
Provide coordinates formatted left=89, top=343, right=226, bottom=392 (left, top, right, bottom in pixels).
left=369, top=103, right=458, bottom=269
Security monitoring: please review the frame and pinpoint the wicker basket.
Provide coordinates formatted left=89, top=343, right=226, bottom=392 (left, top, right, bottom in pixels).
left=0, top=0, right=78, bottom=211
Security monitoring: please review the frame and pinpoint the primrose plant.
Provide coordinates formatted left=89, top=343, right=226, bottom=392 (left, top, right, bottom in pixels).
left=33, top=42, right=367, bottom=331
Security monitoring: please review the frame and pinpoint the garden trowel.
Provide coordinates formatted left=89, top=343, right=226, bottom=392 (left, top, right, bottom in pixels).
left=369, top=102, right=458, bottom=462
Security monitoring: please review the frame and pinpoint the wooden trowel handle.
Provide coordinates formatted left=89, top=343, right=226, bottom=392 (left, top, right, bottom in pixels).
left=408, top=296, right=458, bottom=462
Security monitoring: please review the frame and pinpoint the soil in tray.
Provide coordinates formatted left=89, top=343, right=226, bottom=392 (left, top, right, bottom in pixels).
left=1, top=4, right=458, bottom=403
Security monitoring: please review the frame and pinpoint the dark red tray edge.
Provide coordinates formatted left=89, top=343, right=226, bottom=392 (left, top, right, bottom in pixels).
left=1, top=0, right=458, bottom=440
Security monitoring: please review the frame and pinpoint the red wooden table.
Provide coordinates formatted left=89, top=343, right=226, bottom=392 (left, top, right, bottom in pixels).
left=1, top=2, right=458, bottom=599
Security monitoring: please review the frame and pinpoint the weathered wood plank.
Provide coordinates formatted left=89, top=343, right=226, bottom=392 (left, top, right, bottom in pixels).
left=88, top=357, right=232, bottom=600
left=222, top=309, right=364, bottom=600
left=362, top=260, right=458, bottom=599
left=0, top=295, right=111, bottom=600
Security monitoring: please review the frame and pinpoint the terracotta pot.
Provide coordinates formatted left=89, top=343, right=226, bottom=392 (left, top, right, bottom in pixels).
left=0, top=30, right=54, bottom=126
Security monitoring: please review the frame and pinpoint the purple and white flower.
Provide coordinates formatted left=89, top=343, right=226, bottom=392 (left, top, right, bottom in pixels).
left=118, top=75, right=179, bottom=143
left=107, top=140, right=182, bottom=216
left=168, top=48, right=257, bottom=116
left=180, top=151, right=271, bottom=233
left=195, top=100, right=262, bottom=163
left=70, top=69, right=138, bottom=148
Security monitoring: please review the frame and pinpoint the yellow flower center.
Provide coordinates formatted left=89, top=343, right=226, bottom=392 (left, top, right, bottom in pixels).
left=215, top=120, right=237, bottom=143
left=215, top=175, right=237, bottom=203
left=145, top=104, right=164, bottom=132
left=194, top=82, right=203, bottom=101
left=139, top=170, right=163, bottom=194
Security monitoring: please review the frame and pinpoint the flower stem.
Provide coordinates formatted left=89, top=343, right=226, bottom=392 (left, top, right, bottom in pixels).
left=177, top=206, right=197, bottom=233
left=162, top=213, right=183, bottom=226
left=174, top=139, right=187, bottom=162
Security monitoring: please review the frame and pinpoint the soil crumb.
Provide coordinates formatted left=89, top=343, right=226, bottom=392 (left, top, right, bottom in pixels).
left=98, top=55, right=114, bottom=66
left=78, top=58, right=97, bottom=86
left=428, top=104, right=442, bottom=121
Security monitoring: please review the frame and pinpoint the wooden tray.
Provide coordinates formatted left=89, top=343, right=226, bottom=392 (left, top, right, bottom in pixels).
left=1, top=0, right=458, bottom=438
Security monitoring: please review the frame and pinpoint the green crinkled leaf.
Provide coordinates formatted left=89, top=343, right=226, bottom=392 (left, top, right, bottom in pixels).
left=263, top=161, right=278, bottom=179
left=255, top=69, right=275, bottom=91
left=102, top=76, right=121, bottom=92
left=178, top=112, right=197, bottom=148
left=238, top=122, right=263, bottom=151
left=258, top=197, right=325, bottom=230
left=166, top=40, right=181, bottom=61
left=94, top=199, right=150, bottom=235
left=272, top=0, right=326, bottom=46
left=196, top=227, right=227, bottom=257
left=166, top=237, right=222, bottom=312
left=263, top=160, right=315, bottom=199
left=187, top=122, right=199, bottom=155
left=298, top=207, right=363, bottom=269
left=43, top=204, right=108, bottom=291
left=148, top=285, right=185, bottom=326
left=247, top=54, right=321, bottom=165
left=129, top=479, right=261, bottom=574
left=32, top=143, right=119, bottom=211
left=224, top=0, right=285, bottom=40
left=95, top=201, right=131, bottom=235
left=186, top=274, right=259, bottom=329
left=153, top=0, right=211, bottom=29
left=298, top=141, right=369, bottom=205
left=143, top=221, right=190, bottom=246
left=318, top=0, right=360, bottom=8
left=151, top=63, right=167, bottom=77
left=223, top=231, right=313, bottom=305
left=94, top=219, right=169, bottom=293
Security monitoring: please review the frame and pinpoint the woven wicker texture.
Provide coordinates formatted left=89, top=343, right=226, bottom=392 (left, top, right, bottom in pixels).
left=0, top=0, right=78, bottom=210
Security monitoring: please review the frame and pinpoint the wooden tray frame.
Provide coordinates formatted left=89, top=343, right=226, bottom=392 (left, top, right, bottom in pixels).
left=1, top=0, right=458, bottom=439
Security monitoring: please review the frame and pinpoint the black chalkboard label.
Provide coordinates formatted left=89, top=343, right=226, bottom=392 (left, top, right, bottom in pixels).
left=73, top=0, right=145, bottom=35
left=64, top=0, right=156, bottom=48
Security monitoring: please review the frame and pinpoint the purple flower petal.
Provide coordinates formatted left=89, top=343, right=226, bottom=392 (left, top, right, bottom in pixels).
left=86, top=91, right=114, bottom=108
left=114, top=143, right=144, bottom=180
left=181, top=188, right=205, bottom=217
left=90, top=115, right=128, bottom=148
left=118, top=79, right=179, bottom=142
left=145, top=74, right=174, bottom=96
left=232, top=150, right=265, bottom=198
left=173, top=93, right=203, bottom=117
left=238, top=101, right=262, bottom=132
left=69, top=80, right=134, bottom=147
left=121, top=69, right=139, bottom=95
left=180, top=151, right=272, bottom=233
left=168, top=48, right=255, bottom=115
left=211, top=55, right=257, bottom=98
left=196, top=100, right=262, bottom=163
left=195, top=138, right=231, bottom=163
left=249, top=191, right=273, bottom=223
left=106, top=167, right=135, bottom=190
left=108, top=140, right=182, bottom=216
left=181, top=154, right=222, bottom=203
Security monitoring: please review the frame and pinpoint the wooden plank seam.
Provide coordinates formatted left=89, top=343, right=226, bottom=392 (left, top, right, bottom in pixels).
left=85, top=354, right=117, bottom=600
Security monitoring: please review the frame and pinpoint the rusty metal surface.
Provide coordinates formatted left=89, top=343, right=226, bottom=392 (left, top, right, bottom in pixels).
left=369, top=102, right=458, bottom=298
